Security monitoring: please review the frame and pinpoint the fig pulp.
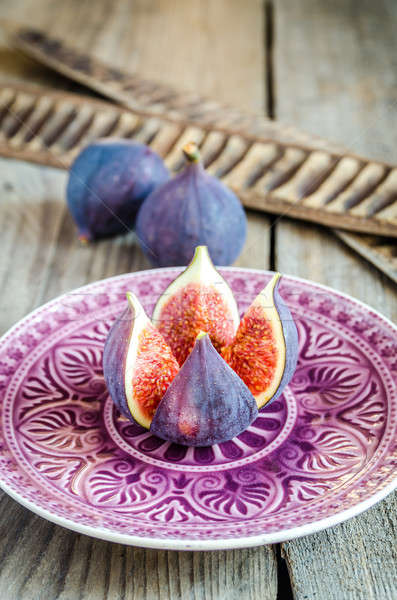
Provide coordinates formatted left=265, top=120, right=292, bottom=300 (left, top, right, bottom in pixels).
left=103, top=292, right=179, bottom=428
left=152, top=246, right=239, bottom=365
left=67, top=139, right=169, bottom=241
left=102, top=248, right=298, bottom=444
left=135, top=142, right=247, bottom=267
left=222, top=273, right=299, bottom=408
left=150, top=333, right=258, bottom=446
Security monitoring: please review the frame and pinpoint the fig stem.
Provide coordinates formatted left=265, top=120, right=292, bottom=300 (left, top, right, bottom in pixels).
left=183, top=142, right=201, bottom=163
left=78, top=233, right=90, bottom=245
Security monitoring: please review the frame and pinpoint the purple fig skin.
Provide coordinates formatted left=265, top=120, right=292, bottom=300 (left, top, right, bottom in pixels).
left=269, top=278, right=299, bottom=405
left=102, top=307, right=133, bottom=420
left=135, top=160, right=247, bottom=267
left=150, top=334, right=258, bottom=446
left=67, top=139, right=170, bottom=241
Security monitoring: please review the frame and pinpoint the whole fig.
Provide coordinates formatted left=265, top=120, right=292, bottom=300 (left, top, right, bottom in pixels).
left=135, top=142, right=247, bottom=267
left=67, top=139, right=169, bottom=241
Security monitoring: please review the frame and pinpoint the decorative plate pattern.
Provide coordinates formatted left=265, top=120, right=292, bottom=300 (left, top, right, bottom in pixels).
left=0, top=268, right=396, bottom=550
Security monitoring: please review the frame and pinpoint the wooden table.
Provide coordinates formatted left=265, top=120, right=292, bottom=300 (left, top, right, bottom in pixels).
left=0, top=1, right=396, bottom=598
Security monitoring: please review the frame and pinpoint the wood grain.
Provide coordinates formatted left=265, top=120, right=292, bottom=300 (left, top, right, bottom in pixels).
left=335, top=230, right=397, bottom=285
left=274, top=1, right=397, bottom=598
left=2, top=22, right=397, bottom=282
left=0, top=1, right=396, bottom=600
left=0, top=1, right=276, bottom=599
left=0, top=495, right=277, bottom=600
left=0, top=15, right=340, bottom=146
left=283, top=493, right=397, bottom=600
left=2, top=27, right=397, bottom=237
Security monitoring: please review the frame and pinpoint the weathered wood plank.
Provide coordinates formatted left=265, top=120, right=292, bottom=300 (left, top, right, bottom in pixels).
left=0, top=495, right=278, bottom=600
left=0, top=1, right=276, bottom=599
left=275, top=1, right=397, bottom=598
left=275, top=0, right=397, bottom=163
left=283, top=494, right=397, bottom=600
left=3, top=2, right=397, bottom=279
left=0, top=158, right=147, bottom=332
left=2, top=83, right=397, bottom=237
left=335, top=230, right=397, bottom=284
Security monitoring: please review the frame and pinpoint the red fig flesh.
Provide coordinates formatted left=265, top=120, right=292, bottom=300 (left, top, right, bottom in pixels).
left=102, top=248, right=298, bottom=446
left=103, top=293, right=179, bottom=428
left=153, top=246, right=239, bottom=365
left=150, top=333, right=258, bottom=446
left=222, top=274, right=298, bottom=408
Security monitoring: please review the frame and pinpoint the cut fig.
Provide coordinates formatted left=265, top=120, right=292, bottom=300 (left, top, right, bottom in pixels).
left=222, top=273, right=298, bottom=408
left=150, top=332, right=258, bottom=446
left=152, top=246, right=240, bottom=366
left=103, top=292, right=179, bottom=428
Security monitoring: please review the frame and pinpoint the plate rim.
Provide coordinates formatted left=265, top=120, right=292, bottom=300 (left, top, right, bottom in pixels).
left=0, top=266, right=396, bottom=550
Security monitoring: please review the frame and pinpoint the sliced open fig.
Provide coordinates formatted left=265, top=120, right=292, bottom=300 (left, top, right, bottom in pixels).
left=222, top=273, right=298, bottom=408
left=103, top=292, right=179, bottom=428
left=152, top=245, right=239, bottom=366
left=150, top=332, right=258, bottom=446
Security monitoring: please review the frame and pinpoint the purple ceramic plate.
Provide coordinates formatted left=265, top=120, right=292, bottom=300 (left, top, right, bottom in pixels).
left=0, top=268, right=396, bottom=550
